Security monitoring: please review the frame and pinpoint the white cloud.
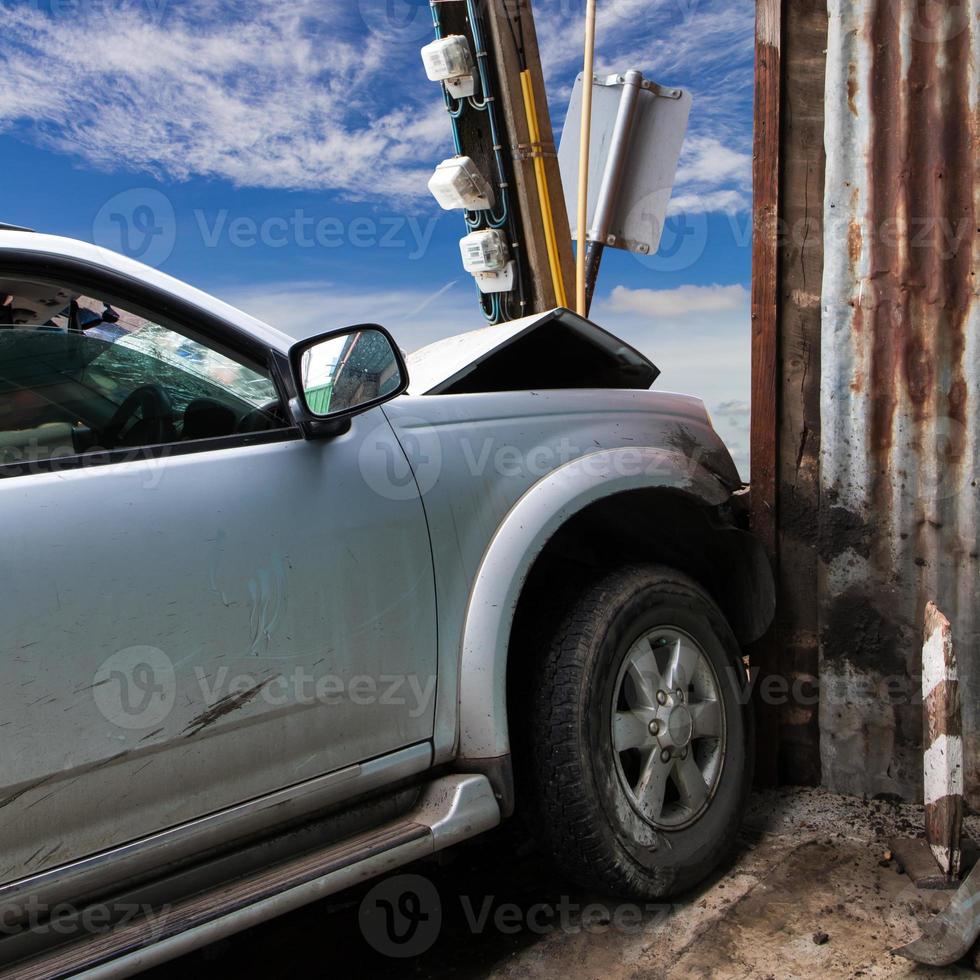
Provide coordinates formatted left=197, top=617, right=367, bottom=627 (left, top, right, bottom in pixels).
left=0, top=1, right=440, bottom=201
left=676, top=136, right=752, bottom=189
left=608, top=283, right=749, bottom=316
left=667, top=190, right=749, bottom=215
left=715, top=399, right=751, bottom=418
left=0, top=0, right=753, bottom=216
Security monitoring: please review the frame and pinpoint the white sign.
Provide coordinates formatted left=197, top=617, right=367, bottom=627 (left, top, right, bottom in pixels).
left=558, top=73, right=692, bottom=255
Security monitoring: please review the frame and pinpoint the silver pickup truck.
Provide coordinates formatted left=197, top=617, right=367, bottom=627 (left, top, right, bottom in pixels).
left=0, top=229, right=774, bottom=976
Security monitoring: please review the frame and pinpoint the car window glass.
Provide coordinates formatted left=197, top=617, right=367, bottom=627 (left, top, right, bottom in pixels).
left=0, top=282, right=289, bottom=471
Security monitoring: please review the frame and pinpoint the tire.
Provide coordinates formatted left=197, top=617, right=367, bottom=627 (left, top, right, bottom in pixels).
left=523, top=563, right=753, bottom=899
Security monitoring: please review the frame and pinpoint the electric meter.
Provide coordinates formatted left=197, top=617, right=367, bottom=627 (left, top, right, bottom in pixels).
left=460, top=229, right=509, bottom=273
left=428, top=156, right=495, bottom=211
left=420, top=35, right=477, bottom=98
left=459, top=229, right=515, bottom=294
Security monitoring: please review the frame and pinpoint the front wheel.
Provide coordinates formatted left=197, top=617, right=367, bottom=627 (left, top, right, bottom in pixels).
left=524, top=564, right=753, bottom=899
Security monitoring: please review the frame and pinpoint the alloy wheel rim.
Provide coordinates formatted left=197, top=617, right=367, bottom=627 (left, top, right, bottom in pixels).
left=610, top=626, right=726, bottom=830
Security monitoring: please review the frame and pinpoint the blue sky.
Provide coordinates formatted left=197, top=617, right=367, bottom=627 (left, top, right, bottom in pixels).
left=0, top=0, right=754, bottom=471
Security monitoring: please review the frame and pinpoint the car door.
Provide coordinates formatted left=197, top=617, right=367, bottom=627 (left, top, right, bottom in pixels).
left=0, top=278, right=438, bottom=885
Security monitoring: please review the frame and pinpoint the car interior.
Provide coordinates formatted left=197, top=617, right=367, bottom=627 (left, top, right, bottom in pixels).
left=0, top=279, right=291, bottom=468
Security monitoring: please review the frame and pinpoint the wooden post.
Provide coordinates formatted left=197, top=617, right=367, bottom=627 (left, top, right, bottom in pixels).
left=748, top=0, right=782, bottom=787
left=771, top=0, right=826, bottom=788
left=923, top=602, right=963, bottom=879
left=435, top=0, right=574, bottom=317
left=483, top=0, right=575, bottom=312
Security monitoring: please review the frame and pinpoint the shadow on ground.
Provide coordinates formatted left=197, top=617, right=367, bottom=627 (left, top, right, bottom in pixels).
left=146, top=788, right=979, bottom=979
left=145, top=818, right=624, bottom=979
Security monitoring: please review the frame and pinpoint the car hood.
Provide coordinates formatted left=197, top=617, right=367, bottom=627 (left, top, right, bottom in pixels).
left=405, top=308, right=659, bottom=395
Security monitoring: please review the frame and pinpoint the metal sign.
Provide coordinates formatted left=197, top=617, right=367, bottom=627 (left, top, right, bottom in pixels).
left=558, top=72, right=692, bottom=255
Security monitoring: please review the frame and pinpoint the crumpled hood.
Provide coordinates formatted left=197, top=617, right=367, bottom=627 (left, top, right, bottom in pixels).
left=406, top=308, right=660, bottom=395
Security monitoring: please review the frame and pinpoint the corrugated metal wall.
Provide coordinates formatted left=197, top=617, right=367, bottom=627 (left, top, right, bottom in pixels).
left=819, top=0, right=980, bottom=804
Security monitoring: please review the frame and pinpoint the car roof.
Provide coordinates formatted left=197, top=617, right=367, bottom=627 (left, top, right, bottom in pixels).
left=0, top=231, right=296, bottom=353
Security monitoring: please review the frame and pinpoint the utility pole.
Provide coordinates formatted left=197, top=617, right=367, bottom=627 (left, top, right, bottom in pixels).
left=430, top=0, right=574, bottom=319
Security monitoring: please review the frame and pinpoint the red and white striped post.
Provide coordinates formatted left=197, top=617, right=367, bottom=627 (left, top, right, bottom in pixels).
left=922, top=602, right=963, bottom=879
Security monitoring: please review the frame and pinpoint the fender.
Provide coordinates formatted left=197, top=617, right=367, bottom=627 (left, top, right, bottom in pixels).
left=457, top=446, right=732, bottom=763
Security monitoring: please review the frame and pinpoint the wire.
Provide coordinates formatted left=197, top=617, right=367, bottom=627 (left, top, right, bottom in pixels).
left=430, top=0, right=528, bottom=324
left=521, top=69, right=568, bottom=308
left=479, top=289, right=495, bottom=322
left=445, top=92, right=465, bottom=119
left=466, top=0, right=522, bottom=288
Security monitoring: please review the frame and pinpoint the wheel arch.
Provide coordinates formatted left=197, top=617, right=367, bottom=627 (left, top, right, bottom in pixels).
left=456, top=447, right=773, bottom=774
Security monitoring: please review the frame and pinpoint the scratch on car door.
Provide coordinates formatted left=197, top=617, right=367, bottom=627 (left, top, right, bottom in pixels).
left=183, top=677, right=277, bottom=737
left=248, top=558, right=288, bottom=656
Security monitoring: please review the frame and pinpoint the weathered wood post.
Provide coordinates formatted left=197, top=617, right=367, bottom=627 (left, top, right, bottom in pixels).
left=922, top=602, right=963, bottom=879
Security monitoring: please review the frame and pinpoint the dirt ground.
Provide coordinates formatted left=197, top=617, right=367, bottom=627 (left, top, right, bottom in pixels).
left=150, top=787, right=980, bottom=979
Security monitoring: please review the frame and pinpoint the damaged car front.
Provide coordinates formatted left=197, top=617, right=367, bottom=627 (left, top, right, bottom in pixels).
left=384, top=306, right=774, bottom=895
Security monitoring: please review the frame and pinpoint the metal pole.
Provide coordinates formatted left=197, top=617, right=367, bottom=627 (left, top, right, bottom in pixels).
left=584, top=69, right=643, bottom=315
left=583, top=240, right=604, bottom=315
left=575, top=0, right=597, bottom=316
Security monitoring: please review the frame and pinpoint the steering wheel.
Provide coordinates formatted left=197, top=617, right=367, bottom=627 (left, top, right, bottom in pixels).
left=104, top=384, right=176, bottom=449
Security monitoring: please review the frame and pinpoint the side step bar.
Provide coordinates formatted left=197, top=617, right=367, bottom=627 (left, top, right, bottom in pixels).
left=3, top=775, right=500, bottom=980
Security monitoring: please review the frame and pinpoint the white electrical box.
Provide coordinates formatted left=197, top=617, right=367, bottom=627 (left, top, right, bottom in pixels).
left=460, top=229, right=514, bottom=294
left=471, top=261, right=516, bottom=294
left=421, top=35, right=476, bottom=98
left=428, top=156, right=495, bottom=211
left=459, top=229, right=509, bottom=274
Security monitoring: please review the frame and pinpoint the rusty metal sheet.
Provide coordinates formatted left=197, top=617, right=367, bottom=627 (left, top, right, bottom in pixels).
left=819, top=0, right=979, bottom=805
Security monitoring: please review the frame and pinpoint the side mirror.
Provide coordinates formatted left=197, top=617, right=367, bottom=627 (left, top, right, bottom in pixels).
left=288, top=325, right=409, bottom=428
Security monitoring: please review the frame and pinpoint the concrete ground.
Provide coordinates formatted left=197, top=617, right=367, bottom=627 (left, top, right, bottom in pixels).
left=151, top=788, right=980, bottom=979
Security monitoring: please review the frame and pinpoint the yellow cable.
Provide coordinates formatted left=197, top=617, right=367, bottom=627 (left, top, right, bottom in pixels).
left=521, top=70, right=568, bottom=310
